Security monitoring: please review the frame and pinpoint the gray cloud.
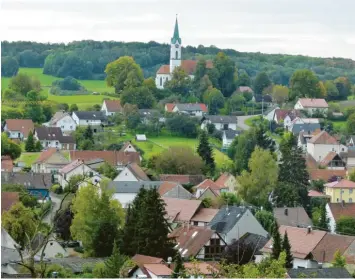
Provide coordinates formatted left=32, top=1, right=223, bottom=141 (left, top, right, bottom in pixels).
left=1, top=0, right=354, bottom=59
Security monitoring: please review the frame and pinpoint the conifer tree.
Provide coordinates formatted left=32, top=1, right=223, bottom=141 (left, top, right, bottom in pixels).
left=254, top=125, right=275, bottom=152
left=120, top=188, right=175, bottom=259
left=172, top=253, right=186, bottom=278
left=25, top=131, right=35, bottom=152
left=197, top=130, right=215, bottom=174
left=83, top=125, right=94, bottom=141
left=282, top=231, right=293, bottom=268
left=318, top=201, right=329, bottom=231
left=104, top=241, right=129, bottom=277
left=332, top=250, right=346, bottom=267
left=35, top=140, right=43, bottom=152
left=271, top=221, right=282, bottom=260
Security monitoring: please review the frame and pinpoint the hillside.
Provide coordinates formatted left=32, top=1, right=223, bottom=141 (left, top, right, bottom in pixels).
left=2, top=41, right=355, bottom=84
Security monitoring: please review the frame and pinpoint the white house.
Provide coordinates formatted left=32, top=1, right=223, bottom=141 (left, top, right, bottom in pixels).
left=101, top=100, right=122, bottom=116
left=307, top=130, right=347, bottom=162
left=326, top=203, right=355, bottom=233
left=33, top=235, right=68, bottom=259
left=222, top=129, right=241, bottom=148
left=288, top=117, right=321, bottom=135
left=3, top=119, right=34, bottom=141
left=72, top=111, right=107, bottom=131
left=34, top=126, right=76, bottom=150
left=45, top=111, right=76, bottom=134
left=58, top=159, right=97, bottom=188
left=31, top=148, right=70, bottom=174
left=273, top=109, right=300, bottom=125
left=263, top=105, right=280, bottom=122
left=201, top=115, right=237, bottom=131
left=294, top=98, right=329, bottom=116
left=172, top=103, right=208, bottom=117
left=113, top=163, right=150, bottom=182
left=155, top=17, right=213, bottom=89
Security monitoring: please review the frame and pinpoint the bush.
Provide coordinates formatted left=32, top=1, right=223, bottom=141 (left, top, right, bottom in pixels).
left=74, top=246, right=84, bottom=253
left=51, top=184, right=63, bottom=194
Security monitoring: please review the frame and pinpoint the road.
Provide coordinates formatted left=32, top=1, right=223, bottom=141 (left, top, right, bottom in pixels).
left=43, top=193, right=62, bottom=225
left=237, top=114, right=260, bottom=131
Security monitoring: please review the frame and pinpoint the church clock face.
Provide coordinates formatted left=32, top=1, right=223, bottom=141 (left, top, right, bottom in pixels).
left=175, top=44, right=179, bottom=48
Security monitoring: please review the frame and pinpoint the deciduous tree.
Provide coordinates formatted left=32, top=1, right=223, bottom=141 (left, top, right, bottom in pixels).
left=121, top=86, right=156, bottom=109
left=9, top=73, right=41, bottom=95
left=347, top=113, right=355, bottom=134
left=98, top=162, right=119, bottom=180
left=324, top=80, right=339, bottom=100
left=254, top=72, right=272, bottom=95
left=271, top=85, right=289, bottom=105
left=165, top=66, right=192, bottom=96
left=1, top=56, right=19, bottom=77
left=255, top=210, right=275, bottom=234
left=1, top=132, right=22, bottom=160
left=203, top=87, right=224, bottom=114
left=332, top=250, right=346, bottom=267
left=213, top=52, right=236, bottom=97
left=290, top=69, right=321, bottom=99
left=336, top=216, right=355, bottom=235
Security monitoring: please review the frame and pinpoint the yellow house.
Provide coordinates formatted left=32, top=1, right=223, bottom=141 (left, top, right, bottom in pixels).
left=325, top=179, right=355, bottom=203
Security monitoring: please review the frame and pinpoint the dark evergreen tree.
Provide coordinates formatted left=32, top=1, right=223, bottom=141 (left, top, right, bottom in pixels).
left=25, top=131, right=35, bottom=152
left=318, top=201, right=329, bottom=231
left=197, top=130, right=215, bottom=174
left=54, top=207, right=73, bottom=241
left=254, top=72, right=272, bottom=95
left=172, top=253, right=186, bottom=278
left=120, top=188, right=175, bottom=258
left=35, top=140, right=43, bottom=152
left=282, top=231, right=293, bottom=268
left=254, top=126, right=275, bottom=152
left=271, top=221, right=282, bottom=260
left=83, top=125, right=94, bottom=142
left=104, top=241, right=129, bottom=278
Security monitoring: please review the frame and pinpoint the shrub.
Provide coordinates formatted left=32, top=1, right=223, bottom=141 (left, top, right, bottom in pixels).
left=74, top=246, right=84, bottom=253
left=51, top=184, right=63, bottom=194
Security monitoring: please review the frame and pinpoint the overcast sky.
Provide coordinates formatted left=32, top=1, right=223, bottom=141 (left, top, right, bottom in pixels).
left=1, top=0, right=354, bottom=60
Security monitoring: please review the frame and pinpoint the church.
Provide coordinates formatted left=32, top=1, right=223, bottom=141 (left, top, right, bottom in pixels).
left=155, top=17, right=213, bottom=89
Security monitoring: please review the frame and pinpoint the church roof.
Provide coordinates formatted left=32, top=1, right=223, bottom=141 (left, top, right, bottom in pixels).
left=171, top=17, right=181, bottom=44
left=157, top=60, right=213, bottom=75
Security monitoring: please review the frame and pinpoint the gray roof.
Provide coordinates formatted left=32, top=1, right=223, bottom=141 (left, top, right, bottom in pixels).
left=224, top=232, right=269, bottom=256
left=175, top=104, right=203, bottom=111
left=291, top=123, right=321, bottom=135
left=1, top=172, right=52, bottom=189
left=73, top=111, right=106, bottom=121
left=224, top=129, right=241, bottom=139
left=205, top=115, right=237, bottom=124
left=209, top=206, right=247, bottom=234
left=1, top=247, right=21, bottom=265
left=287, top=268, right=352, bottom=278
left=273, top=207, right=313, bottom=228
left=108, top=181, right=162, bottom=193
left=35, top=126, right=75, bottom=143
left=48, top=257, right=105, bottom=273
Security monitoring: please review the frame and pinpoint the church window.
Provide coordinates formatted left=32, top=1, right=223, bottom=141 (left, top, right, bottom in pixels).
left=160, top=77, right=162, bottom=86
left=175, top=50, right=178, bottom=59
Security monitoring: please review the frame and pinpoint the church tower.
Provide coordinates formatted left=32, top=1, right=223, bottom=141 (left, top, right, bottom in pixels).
left=170, top=16, right=182, bottom=74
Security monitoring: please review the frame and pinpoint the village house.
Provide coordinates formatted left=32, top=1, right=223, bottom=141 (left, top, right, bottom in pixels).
left=298, top=130, right=318, bottom=152
left=287, top=268, right=352, bottom=279
left=3, top=119, right=34, bottom=141
left=209, top=206, right=268, bottom=245
left=139, top=109, right=165, bottom=124
left=1, top=156, right=13, bottom=172
left=326, top=203, right=355, bottom=233
left=101, top=99, right=122, bottom=116
left=113, top=163, right=150, bottom=182
left=195, top=179, right=228, bottom=199
left=201, top=115, right=238, bottom=131
left=57, top=159, right=98, bottom=188
left=319, top=152, right=346, bottom=170
left=34, top=126, right=76, bottom=150
left=159, top=174, right=205, bottom=185
left=172, top=103, right=208, bottom=117
left=308, top=169, right=347, bottom=182
left=273, top=207, right=313, bottom=228
left=31, top=148, right=70, bottom=174
left=157, top=181, right=192, bottom=200
left=169, top=225, right=227, bottom=260
left=288, top=118, right=321, bottom=135
left=71, top=111, right=107, bottom=132
left=343, top=150, right=355, bottom=171
left=163, top=197, right=202, bottom=224
left=324, top=179, right=355, bottom=203
left=263, top=105, right=280, bottom=122
left=235, top=86, right=254, bottom=94
left=190, top=208, right=219, bottom=227
left=215, top=172, right=237, bottom=193
left=307, top=130, right=347, bottom=162
left=222, top=129, right=241, bottom=148
left=273, top=109, right=300, bottom=126
left=1, top=192, right=19, bottom=214
left=294, top=98, right=329, bottom=116
left=44, top=111, right=76, bottom=134
left=32, top=234, right=68, bottom=259
left=348, top=135, right=355, bottom=149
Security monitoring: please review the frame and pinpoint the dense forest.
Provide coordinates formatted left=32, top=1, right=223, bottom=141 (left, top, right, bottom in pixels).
left=2, top=40, right=355, bottom=84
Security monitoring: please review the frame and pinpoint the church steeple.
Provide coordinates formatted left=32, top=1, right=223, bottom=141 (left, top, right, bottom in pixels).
left=171, top=16, right=182, bottom=44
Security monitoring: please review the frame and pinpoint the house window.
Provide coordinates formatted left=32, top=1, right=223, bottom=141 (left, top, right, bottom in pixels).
left=160, top=77, right=162, bottom=86
left=87, top=120, right=89, bottom=123
left=175, top=50, right=178, bottom=59
left=70, top=126, right=73, bottom=129
left=61, top=125, right=64, bottom=129
left=56, top=141, right=58, bottom=146
left=342, top=148, right=344, bottom=151
left=223, top=124, right=229, bottom=130
left=350, top=189, right=353, bottom=194
left=193, top=221, right=198, bottom=226
left=349, top=198, right=353, bottom=203
left=89, top=172, right=93, bottom=177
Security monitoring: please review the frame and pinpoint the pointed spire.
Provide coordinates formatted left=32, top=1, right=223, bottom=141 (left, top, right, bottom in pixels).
left=171, top=14, right=182, bottom=44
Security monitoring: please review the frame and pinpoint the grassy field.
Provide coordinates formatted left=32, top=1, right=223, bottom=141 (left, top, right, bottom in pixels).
left=1, top=68, right=116, bottom=108
left=331, top=120, right=347, bottom=130
left=15, top=152, right=40, bottom=166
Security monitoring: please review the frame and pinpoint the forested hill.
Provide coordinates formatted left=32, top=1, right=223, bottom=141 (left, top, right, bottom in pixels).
left=2, top=40, right=355, bottom=84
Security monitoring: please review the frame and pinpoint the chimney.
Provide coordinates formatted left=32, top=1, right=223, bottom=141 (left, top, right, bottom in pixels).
left=307, top=226, right=312, bottom=234
left=284, top=208, right=288, bottom=216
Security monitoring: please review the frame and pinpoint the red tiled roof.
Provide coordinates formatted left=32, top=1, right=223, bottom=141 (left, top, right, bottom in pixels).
left=199, top=103, right=208, bottom=112
left=328, top=203, right=355, bottom=221
left=308, top=130, right=338, bottom=144
left=236, top=86, right=253, bottom=93
left=158, top=181, right=179, bottom=196
left=36, top=148, right=58, bottom=163
left=261, top=226, right=327, bottom=259
left=1, top=156, right=13, bottom=172
left=143, top=264, right=172, bottom=276
left=157, top=60, right=213, bottom=75
left=298, top=98, right=329, bottom=108
left=274, top=109, right=300, bottom=122
left=69, top=150, right=140, bottom=166
left=104, top=100, right=122, bottom=112
left=1, top=192, right=19, bottom=213
left=196, top=179, right=224, bottom=190
left=308, top=169, right=347, bottom=181
left=162, top=197, right=201, bottom=222
left=159, top=174, right=205, bottom=185
left=59, top=159, right=85, bottom=174
left=5, top=119, right=34, bottom=138
left=325, top=179, right=355, bottom=189
left=191, top=208, right=219, bottom=223
left=127, top=163, right=150, bottom=181
left=320, top=152, right=339, bottom=166
left=215, top=172, right=233, bottom=188
left=165, top=103, right=176, bottom=112
left=132, top=254, right=164, bottom=265
left=308, top=190, right=328, bottom=198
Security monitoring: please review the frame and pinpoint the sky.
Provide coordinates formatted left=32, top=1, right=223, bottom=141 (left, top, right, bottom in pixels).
left=1, top=0, right=355, bottom=60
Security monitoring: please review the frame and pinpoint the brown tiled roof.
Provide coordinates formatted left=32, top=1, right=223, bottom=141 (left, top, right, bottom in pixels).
left=261, top=226, right=326, bottom=259
left=328, top=203, right=355, bottom=221
left=169, top=226, right=217, bottom=257
left=308, top=190, right=328, bottom=198
left=320, top=152, right=340, bottom=166
left=104, top=100, right=122, bottom=112
left=308, top=169, right=346, bottom=181
left=215, top=172, right=233, bottom=188
left=236, top=86, right=253, bottom=93
left=165, top=103, right=176, bottom=112
left=191, top=208, right=219, bottom=223
left=1, top=156, right=13, bottom=172
left=312, top=234, right=355, bottom=264
left=70, top=150, right=140, bottom=166
left=158, top=181, right=179, bottom=196
left=298, top=98, right=329, bottom=108
left=183, top=262, right=218, bottom=275
left=273, top=207, right=313, bottom=228
left=325, top=179, right=355, bottom=189
left=306, top=154, right=318, bottom=169
left=143, top=264, right=172, bottom=276
left=132, top=254, right=164, bottom=265
left=157, top=60, right=213, bottom=75
left=308, top=130, right=338, bottom=144
left=127, top=163, right=150, bottom=181
left=1, top=192, right=19, bottom=213
left=59, top=159, right=85, bottom=174
left=159, top=174, right=205, bottom=185
left=36, top=148, right=58, bottom=163
left=5, top=119, right=34, bottom=138
left=162, top=197, right=201, bottom=222
left=274, top=109, right=300, bottom=121
left=196, top=179, right=224, bottom=190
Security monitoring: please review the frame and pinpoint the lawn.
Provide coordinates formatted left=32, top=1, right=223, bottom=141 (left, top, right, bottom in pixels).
left=245, top=116, right=261, bottom=127
left=15, top=152, right=40, bottom=166
left=331, top=120, right=347, bottom=130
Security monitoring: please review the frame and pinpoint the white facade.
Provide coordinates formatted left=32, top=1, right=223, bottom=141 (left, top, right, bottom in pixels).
left=54, top=115, right=76, bottom=133
left=58, top=164, right=97, bottom=188
left=170, top=41, right=181, bottom=73
left=325, top=203, right=337, bottom=233
left=173, top=106, right=204, bottom=117
left=222, top=133, right=236, bottom=148
left=122, top=143, right=137, bottom=153
left=36, top=239, right=68, bottom=259
left=156, top=73, right=171, bottom=89
left=113, top=167, right=139, bottom=182
left=201, top=121, right=237, bottom=131
left=72, top=112, right=103, bottom=126
left=283, top=115, right=293, bottom=130
left=307, top=143, right=348, bottom=162
left=4, top=125, right=25, bottom=140
left=294, top=101, right=328, bottom=116
left=101, top=101, right=113, bottom=116
left=113, top=193, right=136, bottom=208
left=264, top=107, right=279, bottom=122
